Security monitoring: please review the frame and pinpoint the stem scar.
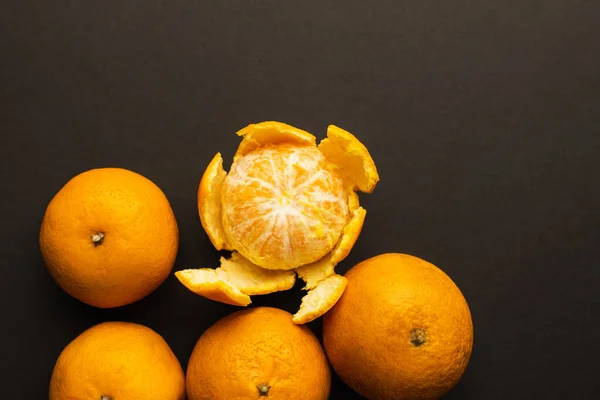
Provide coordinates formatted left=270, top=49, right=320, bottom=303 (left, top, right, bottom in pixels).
left=257, top=383, right=271, bottom=397
left=91, top=232, right=105, bottom=246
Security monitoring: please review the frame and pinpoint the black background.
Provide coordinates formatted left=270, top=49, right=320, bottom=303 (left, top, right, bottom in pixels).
left=1, top=1, right=599, bottom=399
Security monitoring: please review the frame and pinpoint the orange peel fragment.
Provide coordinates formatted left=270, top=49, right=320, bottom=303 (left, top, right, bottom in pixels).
left=318, top=125, right=379, bottom=193
left=296, top=207, right=366, bottom=290
left=175, top=270, right=250, bottom=306
left=175, top=252, right=296, bottom=306
left=292, top=275, right=348, bottom=324
left=198, top=153, right=232, bottom=251
left=234, top=121, right=316, bottom=159
left=348, top=190, right=360, bottom=212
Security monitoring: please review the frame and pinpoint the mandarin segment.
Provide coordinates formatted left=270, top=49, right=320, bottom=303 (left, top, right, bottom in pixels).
left=198, top=152, right=232, bottom=251
left=221, top=145, right=349, bottom=270
left=234, top=121, right=316, bottom=159
left=318, top=125, right=379, bottom=193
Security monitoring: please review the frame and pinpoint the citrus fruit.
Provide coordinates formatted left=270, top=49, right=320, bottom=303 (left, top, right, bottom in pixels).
left=49, top=321, right=185, bottom=400
left=40, top=168, right=179, bottom=308
left=185, top=307, right=331, bottom=400
left=323, top=253, right=473, bottom=400
left=180, top=121, right=379, bottom=323
left=221, top=144, right=348, bottom=270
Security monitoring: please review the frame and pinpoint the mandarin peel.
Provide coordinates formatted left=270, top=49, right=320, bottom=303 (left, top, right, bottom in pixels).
left=319, top=125, right=380, bottom=193
left=197, top=152, right=231, bottom=251
left=175, top=251, right=295, bottom=307
left=292, top=274, right=348, bottom=325
left=183, top=121, right=378, bottom=323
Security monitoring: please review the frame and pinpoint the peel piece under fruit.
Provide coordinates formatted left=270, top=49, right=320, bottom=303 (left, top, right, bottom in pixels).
left=175, top=252, right=296, bottom=306
left=318, top=125, right=379, bottom=193
left=295, top=207, right=366, bottom=290
left=292, top=274, right=348, bottom=324
left=234, top=121, right=316, bottom=159
left=198, top=153, right=232, bottom=251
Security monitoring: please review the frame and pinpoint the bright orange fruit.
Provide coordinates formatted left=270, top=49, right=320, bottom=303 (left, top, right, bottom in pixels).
left=181, top=121, right=379, bottom=323
left=186, top=307, right=331, bottom=400
left=49, top=322, right=185, bottom=400
left=221, top=144, right=348, bottom=270
left=323, top=253, right=474, bottom=400
left=40, top=168, right=179, bottom=308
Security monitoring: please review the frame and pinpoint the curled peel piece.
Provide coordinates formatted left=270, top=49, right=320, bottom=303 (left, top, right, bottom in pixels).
left=328, top=207, right=367, bottom=265
left=234, top=121, right=316, bottom=159
left=295, top=259, right=335, bottom=292
left=291, top=206, right=365, bottom=324
left=318, top=125, right=379, bottom=193
left=198, top=153, right=232, bottom=251
left=175, top=252, right=296, bottom=307
left=296, top=207, right=366, bottom=290
left=221, top=252, right=297, bottom=295
left=292, top=275, right=348, bottom=325
left=175, top=269, right=250, bottom=306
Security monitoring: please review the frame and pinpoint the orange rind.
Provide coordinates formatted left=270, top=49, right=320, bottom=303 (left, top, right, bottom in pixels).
left=295, top=206, right=366, bottom=290
left=175, top=269, right=251, bottom=306
left=292, top=274, right=348, bottom=324
left=234, top=121, right=316, bottom=159
left=183, top=121, right=378, bottom=323
left=198, top=153, right=232, bottom=251
left=318, top=125, right=379, bottom=193
left=175, top=252, right=296, bottom=306
left=348, top=190, right=360, bottom=212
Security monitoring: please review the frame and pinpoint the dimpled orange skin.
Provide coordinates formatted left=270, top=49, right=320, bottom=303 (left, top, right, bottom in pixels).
left=220, top=144, right=349, bottom=270
left=186, top=307, right=331, bottom=400
left=323, top=253, right=473, bottom=400
left=40, top=168, right=179, bottom=308
left=49, top=322, right=186, bottom=400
